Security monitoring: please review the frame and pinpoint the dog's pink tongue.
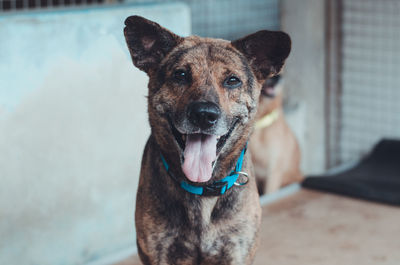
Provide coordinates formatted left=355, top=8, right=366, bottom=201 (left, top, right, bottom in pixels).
left=182, top=134, right=217, bottom=183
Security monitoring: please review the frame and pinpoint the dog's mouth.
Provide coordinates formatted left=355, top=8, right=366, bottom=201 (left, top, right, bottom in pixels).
left=261, top=86, right=276, bottom=98
left=169, top=118, right=239, bottom=183
left=261, top=75, right=281, bottom=98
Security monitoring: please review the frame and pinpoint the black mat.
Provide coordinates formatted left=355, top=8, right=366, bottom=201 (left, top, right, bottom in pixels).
left=302, top=139, right=400, bottom=206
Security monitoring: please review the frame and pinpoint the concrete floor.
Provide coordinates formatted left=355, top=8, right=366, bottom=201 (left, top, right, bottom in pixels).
left=115, top=189, right=400, bottom=265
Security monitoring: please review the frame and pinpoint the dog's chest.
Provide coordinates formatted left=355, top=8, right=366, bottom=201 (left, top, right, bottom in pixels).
left=150, top=222, right=245, bottom=264
left=147, top=197, right=249, bottom=264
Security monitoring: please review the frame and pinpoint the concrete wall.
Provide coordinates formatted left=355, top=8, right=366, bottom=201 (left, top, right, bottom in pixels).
left=0, top=4, right=190, bottom=265
left=281, top=0, right=327, bottom=175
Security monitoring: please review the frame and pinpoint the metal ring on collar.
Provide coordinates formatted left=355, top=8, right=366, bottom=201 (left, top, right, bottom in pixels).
left=233, top=171, right=249, bottom=186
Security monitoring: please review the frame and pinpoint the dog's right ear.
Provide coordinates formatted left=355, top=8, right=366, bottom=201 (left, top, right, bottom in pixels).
left=124, top=16, right=183, bottom=74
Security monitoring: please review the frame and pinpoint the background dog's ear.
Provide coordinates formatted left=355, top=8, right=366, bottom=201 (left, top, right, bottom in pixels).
left=232, top=30, right=291, bottom=81
left=124, top=16, right=183, bottom=74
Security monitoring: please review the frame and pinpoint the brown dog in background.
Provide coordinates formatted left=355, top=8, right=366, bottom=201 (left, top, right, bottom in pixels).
left=249, top=75, right=302, bottom=195
left=124, top=16, right=291, bottom=265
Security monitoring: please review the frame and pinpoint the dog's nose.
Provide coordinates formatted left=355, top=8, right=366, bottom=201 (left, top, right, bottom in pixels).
left=187, top=101, right=221, bottom=130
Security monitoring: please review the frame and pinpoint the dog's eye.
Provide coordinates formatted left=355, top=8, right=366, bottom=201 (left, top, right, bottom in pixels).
left=174, top=70, right=188, bottom=82
left=224, top=76, right=242, bottom=89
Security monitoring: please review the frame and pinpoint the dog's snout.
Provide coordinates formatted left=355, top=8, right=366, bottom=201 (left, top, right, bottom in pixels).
left=188, top=102, right=221, bottom=130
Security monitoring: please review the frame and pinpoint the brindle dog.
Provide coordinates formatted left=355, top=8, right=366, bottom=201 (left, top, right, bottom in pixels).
left=124, top=16, right=291, bottom=265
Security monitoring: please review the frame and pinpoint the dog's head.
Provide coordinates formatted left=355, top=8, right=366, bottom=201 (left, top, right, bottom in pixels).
left=124, top=16, right=291, bottom=184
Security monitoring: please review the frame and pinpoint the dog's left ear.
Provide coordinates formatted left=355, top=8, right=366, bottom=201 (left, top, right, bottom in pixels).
left=124, top=16, right=183, bottom=74
left=232, top=30, right=291, bottom=81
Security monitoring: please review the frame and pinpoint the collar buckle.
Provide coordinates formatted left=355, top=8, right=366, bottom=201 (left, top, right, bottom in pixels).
left=202, top=181, right=229, bottom=196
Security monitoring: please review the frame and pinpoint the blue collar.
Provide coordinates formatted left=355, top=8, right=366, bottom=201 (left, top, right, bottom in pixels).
left=160, top=144, right=248, bottom=196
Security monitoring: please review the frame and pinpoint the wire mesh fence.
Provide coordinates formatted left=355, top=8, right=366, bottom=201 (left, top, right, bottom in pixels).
left=0, top=0, right=115, bottom=11
left=334, top=0, right=400, bottom=164
left=182, top=0, right=280, bottom=40
left=0, top=0, right=280, bottom=41
left=119, top=0, right=280, bottom=40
